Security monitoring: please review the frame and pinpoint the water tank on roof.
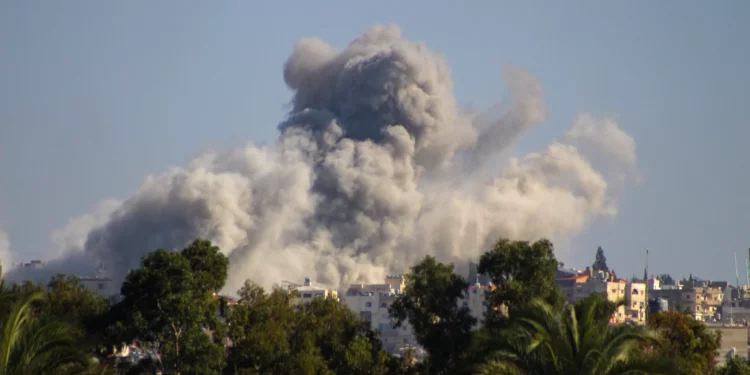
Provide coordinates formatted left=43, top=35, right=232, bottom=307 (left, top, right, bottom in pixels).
left=648, top=297, right=668, bottom=314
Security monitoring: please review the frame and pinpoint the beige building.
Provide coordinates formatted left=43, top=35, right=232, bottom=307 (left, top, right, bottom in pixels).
left=291, top=277, right=339, bottom=305
left=557, top=270, right=645, bottom=325
left=708, top=325, right=749, bottom=366
left=683, top=287, right=723, bottom=321
left=626, top=282, right=647, bottom=324
left=605, top=280, right=628, bottom=324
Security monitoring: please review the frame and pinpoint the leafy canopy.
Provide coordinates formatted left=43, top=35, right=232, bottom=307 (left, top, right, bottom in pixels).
left=389, top=255, right=476, bottom=375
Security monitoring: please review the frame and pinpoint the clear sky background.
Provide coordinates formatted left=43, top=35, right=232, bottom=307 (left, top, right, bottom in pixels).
left=1, top=1, right=748, bottom=282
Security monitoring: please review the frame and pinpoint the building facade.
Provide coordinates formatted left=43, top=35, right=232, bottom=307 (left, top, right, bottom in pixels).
left=557, top=269, right=646, bottom=325
left=626, top=282, right=647, bottom=324
left=291, top=277, right=339, bottom=305
left=341, top=276, right=418, bottom=355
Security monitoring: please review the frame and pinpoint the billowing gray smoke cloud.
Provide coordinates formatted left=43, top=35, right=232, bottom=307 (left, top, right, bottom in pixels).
left=31, top=25, right=638, bottom=293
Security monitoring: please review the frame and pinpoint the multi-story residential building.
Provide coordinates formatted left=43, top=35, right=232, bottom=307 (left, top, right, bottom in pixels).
left=341, top=274, right=494, bottom=356
left=626, top=282, right=647, bottom=324
left=460, top=283, right=494, bottom=324
left=79, top=275, right=117, bottom=298
left=652, top=282, right=724, bottom=321
left=556, top=269, right=644, bottom=325
left=605, top=279, right=628, bottom=324
left=291, top=277, right=339, bottom=305
left=683, top=286, right=723, bottom=321
left=341, top=276, right=418, bottom=355
left=557, top=271, right=606, bottom=303
left=76, top=265, right=121, bottom=302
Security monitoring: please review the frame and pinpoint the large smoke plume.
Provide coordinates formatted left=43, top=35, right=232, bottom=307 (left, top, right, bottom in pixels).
left=8, top=25, right=638, bottom=292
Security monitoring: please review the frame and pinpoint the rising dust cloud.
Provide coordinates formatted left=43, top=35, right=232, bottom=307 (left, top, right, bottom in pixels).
left=8, top=25, right=638, bottom=293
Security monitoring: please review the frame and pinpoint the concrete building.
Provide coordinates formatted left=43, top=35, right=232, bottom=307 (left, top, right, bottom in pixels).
left=689, top=287, right=724, bottom=321
left=460, top=283, right=494, bottom=324
left=626, top=282, right=647, bottom=324
left=77, top=265, right=120, bottom=301
left=78, top=276, right=117, bottom=298
left=23, top=260, right=44, bottom=270
left=556, top=269, right=644, bottom=325
left=651, top=283, right=724, bottom=321
left=606, top=279, right=628, bottom=324
left=556, top=271, right=605, bottom=303
left=341, top=277, right=418, bottom=355
left=291, top=277, right=339, bottom=305
left=708, top=325, right=750, bottom=366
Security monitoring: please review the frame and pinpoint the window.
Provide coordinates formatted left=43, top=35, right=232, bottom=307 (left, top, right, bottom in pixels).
left=360, top=311, right=372, bottom=322
left=365, top=302, right=372, bottom=308
left=302, top=293, right=312, bottom=298
left=98, top=283, right=106, bottom=290
left=462, top=301, right=468, bottom=308
left=632, top=289, right=638, bottom=295
left=473, top=289, right=477, bottom=295
left=380, top=303, right=388, bottom=308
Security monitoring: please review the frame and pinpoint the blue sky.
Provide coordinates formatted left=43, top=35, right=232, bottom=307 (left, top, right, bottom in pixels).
left=1, top=1, right=748, bottom=281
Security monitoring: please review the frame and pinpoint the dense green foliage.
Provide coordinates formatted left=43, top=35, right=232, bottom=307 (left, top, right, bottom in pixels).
left=0, top=236, right=738, bottom=375
left=0, top=288, right=109, bottom=375
left=476, top=297, right=674, bottom=374
left=718, top=357, right=750, bottom=375
left=647, top=311, right=722, bottom=374
left=478, top=239, right=563, bottom=322
left=389, top=256, right=476, bottom=375
left=225, top=280, right=394, bottom=375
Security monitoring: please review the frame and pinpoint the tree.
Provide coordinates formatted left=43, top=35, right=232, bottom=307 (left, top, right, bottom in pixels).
left=390, top=256, right=476, bottom=375
left=718, top=356, right=750, bottom=375
left=181, top=239, right=229, bottom=295
left=658, top=274, right=675, bottom=285
left=647, top=311, right=721, bottom=374
left=0, top=291, right=96, bottom=375
left=106, top=240, right=228, bottom=374
left=592, top=246, right=609, bottom=273
left=225, top=282, right=298, bottom=374
left=477, top=238, right=563, bottom=322
left=477, top=295, right=676, bottom=375
left=226, top=281, right=393, bottom=375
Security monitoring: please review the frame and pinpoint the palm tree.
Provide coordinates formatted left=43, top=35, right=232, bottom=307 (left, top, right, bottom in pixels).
left=0, top=289, right=96, bottom=375
left=478, top=295, right=677, bottom=375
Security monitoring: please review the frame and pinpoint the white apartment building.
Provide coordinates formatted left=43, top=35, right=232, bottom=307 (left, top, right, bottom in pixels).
left=340, top=274, right=495, bottom=356
left=78, top=276, right=117, bottom=298
left=460, top=283, right=493, bottom=323
left=341, top=275, right=418, bottom=355
left=291, top=277, right=338, bottom=305
left=77, top=266, right=120, bottom=301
